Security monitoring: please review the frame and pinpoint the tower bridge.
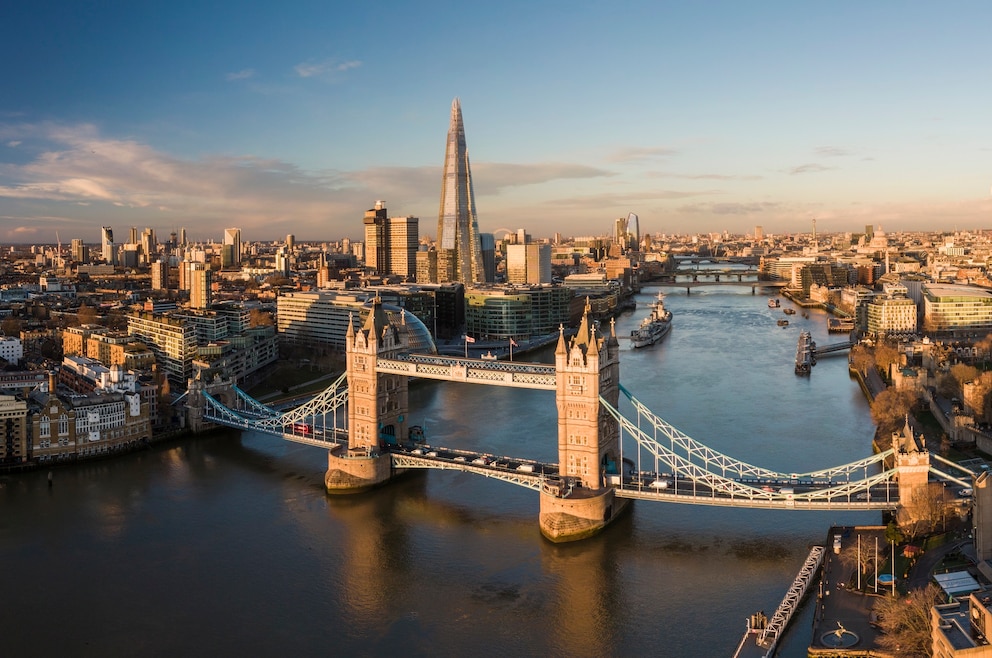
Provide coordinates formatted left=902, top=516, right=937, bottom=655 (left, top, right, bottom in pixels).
left=187, top=298, right=966, bottom=542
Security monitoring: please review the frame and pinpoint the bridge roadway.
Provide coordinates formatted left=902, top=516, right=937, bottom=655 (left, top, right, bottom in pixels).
left=221, top=421, right=901, bottom=510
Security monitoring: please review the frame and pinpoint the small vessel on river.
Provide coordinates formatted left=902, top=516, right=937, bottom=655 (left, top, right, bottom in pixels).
left=631, top=293, right=673, bottom=348
left=768, top=298, right=781, bottom=308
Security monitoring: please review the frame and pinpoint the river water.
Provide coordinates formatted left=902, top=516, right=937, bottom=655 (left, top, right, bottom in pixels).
left=1, top=284, right=878, bottom=657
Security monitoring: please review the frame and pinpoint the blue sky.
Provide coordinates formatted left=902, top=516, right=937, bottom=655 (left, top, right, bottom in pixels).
left=2, top=1, right=991, bottom=245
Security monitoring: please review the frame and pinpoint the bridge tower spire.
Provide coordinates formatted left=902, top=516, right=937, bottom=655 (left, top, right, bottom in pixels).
left=326, top=300, right=410, bottom=493
left=541, top=300, right=626, bottom=541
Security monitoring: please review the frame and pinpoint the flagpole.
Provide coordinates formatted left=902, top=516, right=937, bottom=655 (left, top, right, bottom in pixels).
left=509, top=338, right=513, bottom=361
left=465, top=336, right=468, bottom=358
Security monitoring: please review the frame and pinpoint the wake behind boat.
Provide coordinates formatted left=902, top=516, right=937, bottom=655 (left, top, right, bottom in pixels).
left=631, top=293, right=673, bottom=348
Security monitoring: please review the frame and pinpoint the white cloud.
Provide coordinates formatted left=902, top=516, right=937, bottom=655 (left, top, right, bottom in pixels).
left=6, top=140, right=21, bottom=148
left=226, top=69, right=256, bottom=81
left=294, top=59, right=361, bottom=79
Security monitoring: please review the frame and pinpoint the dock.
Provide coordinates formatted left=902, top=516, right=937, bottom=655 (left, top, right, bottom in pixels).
left=733, top=546, right=825, bottom=658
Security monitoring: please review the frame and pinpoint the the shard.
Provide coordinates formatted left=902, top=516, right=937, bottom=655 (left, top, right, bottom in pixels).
left=436, top=98, right=484, bottom=284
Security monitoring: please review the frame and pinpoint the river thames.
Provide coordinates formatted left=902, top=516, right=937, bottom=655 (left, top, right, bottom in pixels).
left=1, top=285, right=879, bottom=657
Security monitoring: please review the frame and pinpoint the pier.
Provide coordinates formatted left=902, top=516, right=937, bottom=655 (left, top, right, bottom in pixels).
left=734, top=546, right=825, bottom=658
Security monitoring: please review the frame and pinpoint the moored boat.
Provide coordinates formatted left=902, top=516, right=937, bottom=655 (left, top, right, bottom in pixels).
left=768, top=298, right=781, bottom=308
left=631, top=293, right=673, bottom=348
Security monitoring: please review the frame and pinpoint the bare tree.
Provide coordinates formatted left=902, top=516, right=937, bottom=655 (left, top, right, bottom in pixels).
left=874, top=341, right=901, bottom=380
left=871, top=388, right=917, bottom=438
left=872, top=583, right=943, bottom=658
left=249, top=308, right=274, bottom=327
left=76, top=304, right=98, bottom=326
left=838, top=535, right=877, bottom=586
left=849, top=344, right=875, bottom=376
left=0, top=316, right=21, bottom=337
left=907, top=482, right=951, bottom=538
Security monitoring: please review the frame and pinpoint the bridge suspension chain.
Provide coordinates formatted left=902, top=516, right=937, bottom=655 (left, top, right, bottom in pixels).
left=603, top=396, right=900, bottom=503
left=617, top=385, right=893, bottom=480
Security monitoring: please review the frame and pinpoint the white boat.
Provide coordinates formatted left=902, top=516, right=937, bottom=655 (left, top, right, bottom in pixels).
left=630, top=293, right=673, bottom=348
left=768, top=298, right=781, bottom=308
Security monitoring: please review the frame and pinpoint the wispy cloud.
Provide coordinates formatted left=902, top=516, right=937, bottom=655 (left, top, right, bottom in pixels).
left=226, top=68, right=255, bottom=81
left=814, top=146, right=852, bottom=157
left=678, top=201, right=783, bottom=215
left=6, top=140, right=21, bottom=148
left=608, top=146, right=678, bottom=164
left=294, top=59, right=361, bottom=79
left=787, top=163, right=833, bottom=175
left=648, top=171, right=763, bottom=181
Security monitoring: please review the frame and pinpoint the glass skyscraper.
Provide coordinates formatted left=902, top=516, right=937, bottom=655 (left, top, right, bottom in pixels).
left=436, top=99, right=484, bottom=284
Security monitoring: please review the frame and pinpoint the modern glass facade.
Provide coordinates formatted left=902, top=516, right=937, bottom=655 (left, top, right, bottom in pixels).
left=465, top=285, right=572, bottom=340
left=436, top=99, right=484, bottom=284
left=277, top=291, right=437, bottom=353
left=923, top=283, right=992, bottom=334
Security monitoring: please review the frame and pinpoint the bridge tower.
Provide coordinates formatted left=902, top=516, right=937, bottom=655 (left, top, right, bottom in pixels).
left=541, top=301, right=627, bottom=542
left=892, top=419, right=933, bottom=529
left=325, top=299, right=410, bottom=493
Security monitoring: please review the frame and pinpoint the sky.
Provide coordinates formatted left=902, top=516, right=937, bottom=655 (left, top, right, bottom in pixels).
left=2, top=1, right=992, bottom=245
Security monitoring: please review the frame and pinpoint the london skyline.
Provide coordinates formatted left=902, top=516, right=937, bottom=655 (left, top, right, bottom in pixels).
left=2, top=2, right=992, bottom=244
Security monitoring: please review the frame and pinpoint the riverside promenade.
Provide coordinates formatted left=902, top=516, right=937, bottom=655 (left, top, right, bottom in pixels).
left=808, top=526, right=885, bottom=655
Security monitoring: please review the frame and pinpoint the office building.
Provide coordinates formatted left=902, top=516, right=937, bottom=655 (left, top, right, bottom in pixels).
left=923, top=283, right=992, bottom=334
left=223, top=228, right=242, bottom=266
left=436, top=99, right=484, bottom=284
left=363, top=201, right=388, bottom=274
left=465, top=285, right=571, bottom=341
left=506, top=243, right=552, bottom=285
left=363, top=202, right=419, bottom=279
left=866, top=284, right=918, bottom=337
left=101, top=226, right=116, bottom=265
left=71, top=238, right=87, bottom=264
left=388, top=215, right=418, bottom=279
left=276, top=291, right=436, bottom=352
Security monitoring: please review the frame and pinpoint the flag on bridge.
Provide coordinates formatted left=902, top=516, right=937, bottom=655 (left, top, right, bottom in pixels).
left=465, top=335, right=475, bottom=343
left=509, top=338, right=518, bottom=347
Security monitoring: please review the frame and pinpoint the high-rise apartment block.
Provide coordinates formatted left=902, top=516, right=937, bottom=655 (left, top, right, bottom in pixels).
left=436, top=99, right=484, bottom=284
left=187, top=262, right=211, bottom=309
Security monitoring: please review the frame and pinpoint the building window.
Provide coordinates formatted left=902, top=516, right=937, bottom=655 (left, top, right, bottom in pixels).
left=39, top=416, right=50, bottom=438
left=58, top=414, right=69, bottom=436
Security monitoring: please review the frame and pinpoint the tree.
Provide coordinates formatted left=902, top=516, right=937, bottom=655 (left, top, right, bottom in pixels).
left=249, top=308, right=274, bottom=327
left=838, top=534, right=877, bottom=587
left=849, top=344, right=875, bottom=376
left=874, top=341, right=901, bottom=381
left=885, top=521, right=904, bottom=545
left=871, top=388, right=917, bottom=439
left=977, top=332, right=992, bottom=369
left=908, top=482, right=950, bottom=538
left=0, top=316, right=22, bottom=337
left=76, top=304, right=98, bottom=326
left=872, top=583, right=943, bottom=658
left=949, top=363, right=980, bottom=392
